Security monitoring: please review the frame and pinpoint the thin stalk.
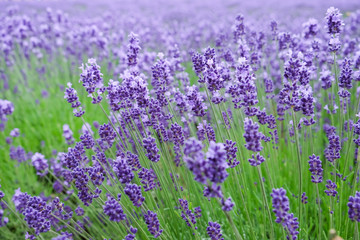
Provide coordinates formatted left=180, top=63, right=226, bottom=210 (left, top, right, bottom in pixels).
left=316, top=184, right=322, bottom=239
left=257, top=166, right=275, bottom=239
left=291, top=109, right=302, bottom=234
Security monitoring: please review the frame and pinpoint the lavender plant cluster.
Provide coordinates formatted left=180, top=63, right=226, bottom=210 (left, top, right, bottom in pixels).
left=1, top=0, right=360, bottom=239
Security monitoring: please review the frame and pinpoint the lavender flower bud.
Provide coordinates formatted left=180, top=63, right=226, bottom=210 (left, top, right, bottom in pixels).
left=325, top=180, right=338, bottom=197
left=144, top=210, right=163, bottom=238
left=143, top=136, right=160, bottom=162
left=308, top=154, right=323, bottom=183
left=206, top=222, right=224, bottom=240
left=103, top=196, right=126, bottom=222
left=325, top=7, right=344, bottom=35
left=243, top=118, right=263, bottom=152
left=347, top=191, right=360, bottom=222
left=124, top=183, right=144, bottom=207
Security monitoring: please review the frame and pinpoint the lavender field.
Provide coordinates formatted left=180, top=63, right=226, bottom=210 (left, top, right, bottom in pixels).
left=1, top=0, right=360, bottom=239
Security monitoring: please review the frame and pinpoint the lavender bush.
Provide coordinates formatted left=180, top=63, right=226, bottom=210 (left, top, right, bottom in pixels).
left=1, top=0, right=360, bottom=239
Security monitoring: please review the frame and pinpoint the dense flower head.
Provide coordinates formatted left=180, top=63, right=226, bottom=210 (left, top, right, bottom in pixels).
left=79, top=58, right=104, bottom=95
left=328, top=36, right=341, bottom=53
left=221, top=197, right=234, bottom=211
left=206, top=222, right=224, bottom=240
left=233, top=14, right=245, bottom=42
left=325, top=180, right=338, bottom=197
left=64, top=83, right=84, bottom=117
left=10, top=128, right=20, bottom=137
left=103, top=196, right=126, bottom=222
left=178, top=198, right=201, bottom=228
left=324, top=133, right=341, bottom=163
left=271, top=188, right=299, bottom=240
left=271, top=188, right=290, bottom=223
left=206, top=141, right=228, bottom=183
left=99, top=123, right=117, bottom=143
left=12, top=191, right=53, bottom=236
left=113, top=156, right=134, bottom=184
left=183, top=138, right=207, bottom=184
left=224, top=139, right=239, bottom=168
left=192, top=52, right=205, bottom=78
left=243, top=118, right=263, bottom=152
left=347, top=191, right=360, bottom=222
left=303, top=18, right=319, bottom=39
left=9, top=145, right=28, bottom=163
left=143, top=136, right=160, bottom=162
left=227, top=58, right=258, bottom=113
left=127, top=32, right=141, bottom=67
left=62, top=124, right=74, bottom=145
left=138, top=167, right=158, bottom=192
left=308, top=154, right=323, bottom=183
left=31, top=153, right=48, bottom=176
left=186, top=86, right=207, bottom=117
left=123, top=226, right=138, bottom=240
left=80, top=133, right=95, bottom=149
left=125, top=151, right=141, bottom=171
left=248, top=153, right=265, bottom=167
left=124, top=183, right=144, bottom=207
left=284, top=54, right=302, bottom=82
left=320, top=70, right=333, bottom=89
left=338, top=58, right=353, bottom=90
left=87, top=165, right=105, bottom=186
left=144, top=210, right=163, bottom=238
left=325, top=7, right=344, bottom=34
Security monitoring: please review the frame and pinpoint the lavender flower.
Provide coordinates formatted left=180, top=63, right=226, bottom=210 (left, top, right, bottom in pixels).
left=221, top=197, right=234, bottom=211
left=113, top=157, right=134, bottom=184
left=31, top=153, right=48, bottom=176
left=124, top=183, right=144, bottom=207
left=80, top=133, right=95, bottom=149
left=206, top=222, right=224, bottom=240
left=271, top=188, right=299, bottom=240
left=183, top=138, right=207, bottom=184
left=178, top=199, right=201, bottom=228
left=325, top=7, right=344, bottom=35
left=308, top=154, right=323, bottom=183
left=325, top=180, right=338, bottom=197
left=127, top=32, right=141, bottom=67
left=186, top=86, right=207, bottom=117
left=103, top=196, right=126, bottom=222
left=10, top=145, right=27, bottom=163
left=324, top=132, right=341, bottom=163
left=320, top=70, right=333, bottom=90
left=143, top=136, right=160, bottom=162
left=87, top=166, right=105, bottom=186
left=79, top=58, right=104, bottom=98
left=243, top=118, right=263, bottom=152
left=338, top=58, right=353, bottom=95
left=271, top=188, right=290, bottom=223
left=64, top=83, right=84, bottom=117
left=0, top=99, right=14, bottom=131
left=144, top=210, right=163, bottom=238
left=99, top=123, right=117, bottom=144
left=206, top=141, right=228, bottom=184
left=224, top=139, right=239, bottom=168
left=303, top=18, right=319, bottom=39
left=62, top=124, right=74, bottom=145
left=75, top=206, right=84, bottom=216
left=301, top=192, right=308, bottom=204
left=248, top=153, right=266, bottom=167
left=347, top=191, right=360, bottom=222
left=123, top=226, right=137, bottom=240
left=10, top=128, right=20, bottom=137
left=138, top=168, right=158, bottom=192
